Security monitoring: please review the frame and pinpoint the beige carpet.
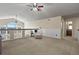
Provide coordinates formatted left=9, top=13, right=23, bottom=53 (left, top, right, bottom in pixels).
left=2, top=37, right=79, bottom=55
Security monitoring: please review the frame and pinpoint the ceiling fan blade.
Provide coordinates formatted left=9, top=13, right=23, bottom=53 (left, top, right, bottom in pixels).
left=34, top=3, right=37, bottom=6
left=36, top=3, right=38, bottom=7
left=38, top=5, right=44, bottom=8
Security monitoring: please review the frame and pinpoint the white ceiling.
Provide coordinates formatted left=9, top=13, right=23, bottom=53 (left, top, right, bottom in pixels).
left=0, top=3, right=79, bottom=21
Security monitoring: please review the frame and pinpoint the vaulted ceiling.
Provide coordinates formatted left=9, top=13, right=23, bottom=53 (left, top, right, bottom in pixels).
left=0, top=3, right=79, bottom=21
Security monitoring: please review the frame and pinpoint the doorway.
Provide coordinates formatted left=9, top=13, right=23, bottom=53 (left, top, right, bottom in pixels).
left=66, top=21, right=72, bottom=36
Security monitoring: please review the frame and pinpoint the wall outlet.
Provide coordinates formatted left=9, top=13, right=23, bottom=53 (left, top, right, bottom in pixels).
left=56, top=34, right=57, bottom=36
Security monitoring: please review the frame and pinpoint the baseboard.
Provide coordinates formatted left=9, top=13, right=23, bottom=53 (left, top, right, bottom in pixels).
left=42, top=36, right=61, bottom=40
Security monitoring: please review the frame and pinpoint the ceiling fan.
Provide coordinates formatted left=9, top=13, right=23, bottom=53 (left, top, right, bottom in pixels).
left=10, top=3, right=45, bottom=20
left=26, top=3, right=44, bottom=11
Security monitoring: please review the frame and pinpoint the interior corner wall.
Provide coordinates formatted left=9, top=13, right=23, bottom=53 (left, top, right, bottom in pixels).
left=24, top=16, right=62, bottom=39
left=61, top=17, right=66, bottom=38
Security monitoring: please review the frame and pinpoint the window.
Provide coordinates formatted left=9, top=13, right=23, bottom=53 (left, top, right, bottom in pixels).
left=68, top=25, right=72, bottom=29
left=7, top=22, right=16, bottom=29
left=68, top=21, right=72, bottom=30
left=68, top=21, right=72, bottom=25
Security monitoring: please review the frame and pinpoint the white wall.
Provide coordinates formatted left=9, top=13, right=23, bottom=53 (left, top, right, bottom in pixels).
left=0, top=16, right=62, bottom=39
left=72, top=17, right=79, bottom=40
left=24, top=16, right=62, bottom=39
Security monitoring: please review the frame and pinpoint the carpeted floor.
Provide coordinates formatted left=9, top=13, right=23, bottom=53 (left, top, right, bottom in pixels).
left=2, top=37, right=79, bottom=55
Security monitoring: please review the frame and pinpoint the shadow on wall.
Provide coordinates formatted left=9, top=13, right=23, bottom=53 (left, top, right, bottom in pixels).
left=42, top=28, right=61, bottom=39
